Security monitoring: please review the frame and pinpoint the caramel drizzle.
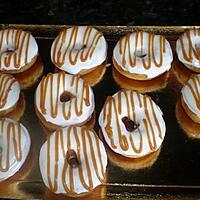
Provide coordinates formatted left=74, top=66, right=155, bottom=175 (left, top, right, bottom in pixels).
left=52, top=26, right=103, bottom=66
left=119, top=31, right=166, bottom=69
left=0, top=75, right=17, bottom=109
left=39, top=72, right=90, bottom=119
left=102, top=90, right=163, bottom=154
left=180, top=29, right=200, bottom=62
left=0, top=29, right=31, bottom=68
left=46, top=127, right=105, bottom=194
left=0, top=119, right=22, bottom=172
left=185, top=75, right=200, bottom=109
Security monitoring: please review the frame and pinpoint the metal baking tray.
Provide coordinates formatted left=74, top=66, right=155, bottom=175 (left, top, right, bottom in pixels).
left=0, top=25, right=200, bottom=199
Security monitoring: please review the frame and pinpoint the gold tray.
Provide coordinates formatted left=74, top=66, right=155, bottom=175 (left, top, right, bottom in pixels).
left=0, top=25, right=200, bottom=200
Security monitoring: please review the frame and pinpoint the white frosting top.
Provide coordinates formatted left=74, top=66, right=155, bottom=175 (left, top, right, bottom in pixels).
left=0, top=29, right=38, bottom=71
left=99, top=90, right=166, bottom=158
left=35, top=72, right=95, bottom=127
left=0, top=118, right=31, bottom=181
left=113, top=31, right=173, bottom=79
left=51, top=26, right=107, bottom=74
left=176, top=29, right=200, bottom=68
left=39, top=126, right=107, bottom=195
left=181, top=74, right=200, bottom=117
left=0, top=74, right=20, bottom=113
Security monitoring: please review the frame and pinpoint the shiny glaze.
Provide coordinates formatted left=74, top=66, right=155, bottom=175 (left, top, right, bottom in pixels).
left=35, top=72, right=94, bottom=127
left=182, top=74, right=200, bottom=117
left=113, top=31, right=173, bottom=79
left=40, top=126, right=107, bottom=195
left=0, top=29, right=38, bottom=70
left=0, top=74, right=20, bottom=112
left=119, top=31, right=166, bottom=69
left=51, top=26, right=107, bottom=75
left=99, top=90, right=165, bottom=158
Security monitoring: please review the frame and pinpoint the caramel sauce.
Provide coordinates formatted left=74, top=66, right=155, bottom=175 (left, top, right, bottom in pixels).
left=0, top=29, right=31, bottom=68
left=46, top=127, right=105, bottom=194
left=0, top=119, right=22, bottom=172
left=0, top=75, right=17, bottom=109
left=102, top=90, right=161, bottom=154
left=39, top=72, right=91, bottom=120
left=119, top=31, right=166, bottom=69
left=52, top=26, right=103, bottom=67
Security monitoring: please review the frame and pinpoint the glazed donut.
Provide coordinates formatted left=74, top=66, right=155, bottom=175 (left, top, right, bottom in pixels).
left=0, top=74, right=20, bottom=116
left=51, top=26, right=107, bottom=75
left=176, top=29, right=200, bottom=72
left=39, top=126, right=107, bottom=196
left=35, top=72, right=95, bottom=130
left=113, top=31, right=173, bottom=80
left=99, top=90, right=166, bottom=158
left=0, top=118, right=31, bottom=181
left=0, top=29, right=38, bottom=74
left=181, top=74, right=200, bottom=124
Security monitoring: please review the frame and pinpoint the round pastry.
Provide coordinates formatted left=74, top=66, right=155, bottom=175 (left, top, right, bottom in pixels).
left=39, top=126, right=108, bottom=196
left=176, top=29, right=200, bottom=73
left=177, top=74, right=200, bottom=138
left=113, top=31, right=173, bottom=92
left=0, top=74, right=25, bottom=121
left=0, top=29, right=43, bottom=89
left=0, top=118, right=31, bottom=182
left=181, top=74, right=200, bottom=124
left=99, top=90, right=166, bottom=161
left=51, top=26, right=108, bottom=86
left=176, top=99, right=200, bottom=139
left=35, top=72, right=95, bottom=131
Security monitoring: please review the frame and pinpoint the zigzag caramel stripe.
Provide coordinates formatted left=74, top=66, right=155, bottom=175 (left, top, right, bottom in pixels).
left=0, top=29, right=31, bottom=68
left=52, top=26, right=103, bottom=66
left=179, top=29, right=200, bottom=62
left=185, top=75, right=200, bottom=110
left=102, top=90, right=163, bottom=154
left=0, top=75, right=17, bottom=109
left=0, top=119, right=22, bottom=172
left=39, top=72, right=90, bottom=119
left=46, top=126, right=105, bottom=194
left=119, top=31, right=166, bottom=69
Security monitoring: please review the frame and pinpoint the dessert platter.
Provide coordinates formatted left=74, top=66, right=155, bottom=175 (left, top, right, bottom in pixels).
left=0, top=24, right=200, bottom=199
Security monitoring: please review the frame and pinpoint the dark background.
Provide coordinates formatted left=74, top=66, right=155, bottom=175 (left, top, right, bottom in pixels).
left=1, top=0, right=200, bottom=25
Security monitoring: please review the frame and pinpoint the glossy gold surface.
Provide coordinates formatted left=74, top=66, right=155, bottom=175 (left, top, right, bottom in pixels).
left=0, top=25, right=200, bottom=199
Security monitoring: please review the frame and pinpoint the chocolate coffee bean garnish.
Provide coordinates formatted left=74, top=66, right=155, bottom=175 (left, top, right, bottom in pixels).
left=66, top=149, right=79, bottom=168
left=122, top=116, right=139, bottom=132
left=60, top=91, right=73, bottom=103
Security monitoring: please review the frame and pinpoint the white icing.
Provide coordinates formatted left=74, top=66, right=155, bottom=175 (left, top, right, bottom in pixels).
left=113, top=32, right=173, bottom=79
left=176, top=29, right=200, bottom=69
left=99, top=90, right=166, bottom=158
left=51, top=26, right=107, bottom=74
left=0, top=118, right=31, bottom=181
left=39, top=126, right=107, bottom=195
left=181, top=74, right=200, bottom=118
left=35, top=73, right=95, bottom=127
left=0, top=74, right=20, bottom=113
left=0, top=29, right=38, bottom=71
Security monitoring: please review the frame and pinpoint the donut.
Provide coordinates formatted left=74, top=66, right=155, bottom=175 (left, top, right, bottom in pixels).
left=181, top=74, right=200, bottom=123
left=0, top=29, right=44, bottom=89
left=176, top=29, right=200, bottom=73
left=0, top=118, right=31, bottom=182
left=35, top=72, right=95, bottom=130
left=0, top=74, right=25, bottom=121
left=99, top=90, right=166, bottom=159
left=51, top=26, right=108, bottom=86
left=39, top=126, right=108, bottom=196
left=112, top=31, right=173, bottom=92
